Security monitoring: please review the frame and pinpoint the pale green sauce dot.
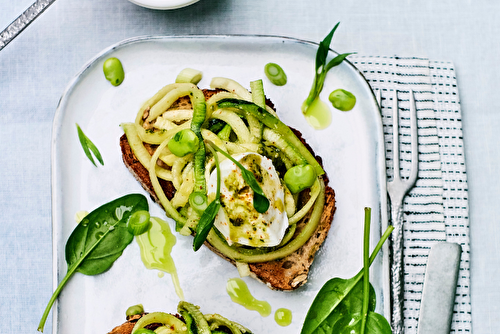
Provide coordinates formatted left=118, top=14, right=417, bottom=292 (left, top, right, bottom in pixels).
left=304, top=98, right=331, bottom=130
left=274, top=308, right=292, bottom=326
left=226, top=278, right=271, bottom=317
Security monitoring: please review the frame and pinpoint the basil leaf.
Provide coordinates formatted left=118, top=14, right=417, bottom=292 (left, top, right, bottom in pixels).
left=76, top=123, right=104, bottom=166
left=193, top=199, right=221, bottom=251
left=38, top=194, right=148, bottom=332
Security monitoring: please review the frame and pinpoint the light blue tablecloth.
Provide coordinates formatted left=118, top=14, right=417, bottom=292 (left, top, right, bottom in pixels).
left=1, top=0, right=499, bottom=333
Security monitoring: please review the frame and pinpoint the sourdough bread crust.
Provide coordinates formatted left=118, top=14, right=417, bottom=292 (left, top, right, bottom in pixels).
left=119, top=92, right=336, bottom=290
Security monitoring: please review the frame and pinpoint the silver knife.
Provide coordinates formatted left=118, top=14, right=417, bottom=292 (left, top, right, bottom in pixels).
left=417, top=242, right=461, bottom=334
left=0, top=0, right=56, bottom=51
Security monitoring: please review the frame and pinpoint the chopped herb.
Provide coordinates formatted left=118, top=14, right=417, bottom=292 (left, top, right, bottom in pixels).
left=76, top=123, right=104, bottom=167
left=301, top=23, right=355, bottom=115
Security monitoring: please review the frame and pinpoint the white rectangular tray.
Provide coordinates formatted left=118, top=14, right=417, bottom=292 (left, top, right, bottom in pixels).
left=51, top=35, right=389, bottom=334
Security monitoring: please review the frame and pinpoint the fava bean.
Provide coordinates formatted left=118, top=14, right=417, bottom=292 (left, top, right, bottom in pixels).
left=284, top=164, right=316, bottom=193
left=103, top=57, right=125, bottom=86
left=168, top=129, right=200, bottom=157
left=329, top=88, right=356, bottom=111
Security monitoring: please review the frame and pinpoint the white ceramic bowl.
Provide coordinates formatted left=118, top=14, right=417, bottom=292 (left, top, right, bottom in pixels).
left=128, top=0, right=199, bottom=10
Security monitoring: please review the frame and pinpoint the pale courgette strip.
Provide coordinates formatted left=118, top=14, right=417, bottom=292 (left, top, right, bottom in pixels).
left=288, top=178, right=321, bottom=225
left=146, top=83, right=200, bottom=124
left=149, top=136, right=187, bottom=225
left=210, top=77, right=253, bottom=101
left=223, top=141, right=260, bottom=155
left=171, top=163, right=194, bottom=208
left=136, top=121, right=191, bottom=145
left=156, top=109, right=194, bottom=123
left=210, top=108, right=251, bottom=143
left=206, top=91, right=241, bottom=117
left=172, top=155, right=193, bottom=190
left=135, top=83, right=180, bottom=125
left=121, top=123, right=173, bottom=181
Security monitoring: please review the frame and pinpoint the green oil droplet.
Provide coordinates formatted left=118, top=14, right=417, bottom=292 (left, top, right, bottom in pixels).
left=304, top=97, right=331, bottom=130
left=226, top=278, right=271, bottom=317
left=136, top=217, right=184, bottom=300
left=274, top=308, right=292, bottom=326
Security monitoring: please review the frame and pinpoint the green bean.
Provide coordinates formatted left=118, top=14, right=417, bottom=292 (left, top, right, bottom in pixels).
left=284, top=164, right=316, bottom=193
left=329, top=88, right=356, bottom=111
left=168, top=129, right=200, bottom=157
left=103, top=57, right=125, bottom=86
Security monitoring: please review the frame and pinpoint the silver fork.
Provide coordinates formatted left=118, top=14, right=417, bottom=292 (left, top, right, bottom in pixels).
left=377, top=89, right=419, bottom=334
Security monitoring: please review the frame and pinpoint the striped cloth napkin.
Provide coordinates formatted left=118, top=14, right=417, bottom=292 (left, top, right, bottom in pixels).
left=350, top=56, right=471, bottom=334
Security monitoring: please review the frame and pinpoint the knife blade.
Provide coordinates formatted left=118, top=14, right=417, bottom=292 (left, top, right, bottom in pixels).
left=417, top=242, right=461, bottom=334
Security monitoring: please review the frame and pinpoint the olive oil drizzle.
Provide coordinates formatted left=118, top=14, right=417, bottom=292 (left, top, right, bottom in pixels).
left=136, top=217, right=184, bottom=300
left=304, top=98, right=332, bottom=130
left=226, top=278, right=271, bottom=317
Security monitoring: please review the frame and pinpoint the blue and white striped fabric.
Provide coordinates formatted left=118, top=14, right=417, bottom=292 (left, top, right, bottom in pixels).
left=351, top=56, right=471, bottom=334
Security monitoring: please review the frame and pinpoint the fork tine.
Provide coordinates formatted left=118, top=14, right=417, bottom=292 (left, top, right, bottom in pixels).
left=392, top=90, right=401, bottom=182
left=408, top=90, right=419, bottom=186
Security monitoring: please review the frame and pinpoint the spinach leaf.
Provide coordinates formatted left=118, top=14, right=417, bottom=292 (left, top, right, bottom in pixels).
left=38, top=194, right=148, bottom=332
left=76, top=123, right=104, bottom=167
left=301, top=23, right=355, bottom=115
left=365, top=312, right=393, bottom=333
left=301, top=209, right=393, bottom=334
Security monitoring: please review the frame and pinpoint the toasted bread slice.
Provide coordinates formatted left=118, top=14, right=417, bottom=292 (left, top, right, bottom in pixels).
left=120, top=90, right=336, bottom=290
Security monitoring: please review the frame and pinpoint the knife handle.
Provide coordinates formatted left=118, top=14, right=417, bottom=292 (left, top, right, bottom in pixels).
left=417, top=242, right=461, bottom=334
